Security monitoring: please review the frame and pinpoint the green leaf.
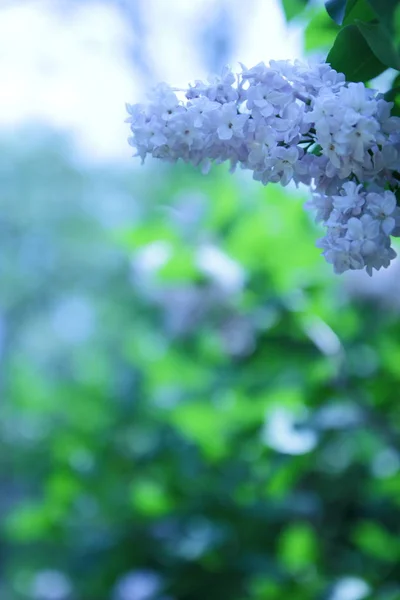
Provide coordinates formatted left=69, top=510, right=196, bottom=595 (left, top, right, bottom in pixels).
left=357, top=20, right=400, bottom=69
left=278, top=523, right=318, bottom=572
left=366, top=0, right=399, bottom=31
left=325, top=0, right=396, bottom=28
left=353, top=520, right=400, bottom=562
left=5, top=503, right=50, bottom=542
left=311, top=144, right=323, bottom=156
left=384, top=85, right=400, bottom=101
left=305, top=9, right=340, bottom=51
left=395, top=4, right=400, bottom=41
left=384, top=74, right=400, bottom=113
left=327, top=24, right=387, bottom=81
left=169, top=400, right=228, bottom=459
left=281, top=0, right=309, bottom=21
left=325, top=0, right=347, bottom=24
left=129, top=480, right=173, bottom=517
left=391, top=102, right=400, bottom=117
left=343, top=0, right=377, bottom=25
left=158, top=247, right=198, bottom=281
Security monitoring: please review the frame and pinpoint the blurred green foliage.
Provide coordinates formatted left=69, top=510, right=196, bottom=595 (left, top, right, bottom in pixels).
left=1, top=128, right=400, bottom=600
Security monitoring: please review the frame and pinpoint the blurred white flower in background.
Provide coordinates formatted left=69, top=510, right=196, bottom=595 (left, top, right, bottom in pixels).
left=133, top=241, right=172, bottom=277
left=329, top=577, right=370, bottom=600
left=31, top=570, right=72, bottom=600
left=262, top=406, right=318, bottom=455
left=196, top=244, right=245, bottom=292
left=372, top=447, right=400, bottom=478
left=112, top=570, right=162, bottom=600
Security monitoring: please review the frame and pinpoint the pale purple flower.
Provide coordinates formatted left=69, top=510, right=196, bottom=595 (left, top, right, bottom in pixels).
left=126, top=59, right=400, bottom=276
left=367, top=190, right=397, bottom=235
left=215, top=103, right=249, bottom=140
left=332, top=182, right=365, bottom=215
left=246, top=84, right=275, bottom=117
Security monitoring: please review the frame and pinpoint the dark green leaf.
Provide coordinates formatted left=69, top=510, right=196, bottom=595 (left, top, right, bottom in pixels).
left=392, top=74, right=400, bottom=89
left=366, top=0, right=399, bottom=31
left=327, top=24, right=387, bottom=81
left=395, top=4, right=400, bottom=41
left=383, top=85, right=400, bottom=102
left=343, top=0, right=377, bottom=25
left=325, top=0, right=347, bottom=24
left=389, top=89, right=400, bottom=116
left=357, top=20, right=400, bottom=69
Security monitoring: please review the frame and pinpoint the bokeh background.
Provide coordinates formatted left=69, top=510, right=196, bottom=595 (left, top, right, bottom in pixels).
left=1, top=1, right=400, bottom=599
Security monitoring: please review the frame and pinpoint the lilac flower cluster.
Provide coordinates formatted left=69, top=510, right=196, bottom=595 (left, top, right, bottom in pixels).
left=126, top=60, right=400, bottom=276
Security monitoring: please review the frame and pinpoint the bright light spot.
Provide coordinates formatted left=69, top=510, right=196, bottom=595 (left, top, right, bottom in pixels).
left=372, top=448, right=400, bottom=478
left=133, top=241, right=172, bottom=275
left=262, top=407, right=318, bottom=455
left=196, top=244, right=245, bottom=292
left=32, top=570, right=72, bottom=600
left=303, top=316, right=341, bottom=356
left=113, top=571, right=162, bottom=600
left=330, top=577, right=370, bottom=600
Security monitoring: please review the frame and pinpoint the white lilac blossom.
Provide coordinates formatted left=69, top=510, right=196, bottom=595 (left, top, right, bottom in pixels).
left=126, top=60, right=400, bottom=276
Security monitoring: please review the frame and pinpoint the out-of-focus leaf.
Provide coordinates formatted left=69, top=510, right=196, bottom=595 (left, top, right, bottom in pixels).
left=278, top=522, right=318, bottom=571
left=129, top=480, right=173, bottom=517
left=281, top=0, right=309, bottom=21
left=353, top=521, right=400, bottom=562
left=45, top=473, right=80, bottom=506
left=5, top=504, right=50, bottom=542
left=158, top=247, right=198, bottom=281
left=169, top=400, right=228, bottom=459
left=305, top=9, right=340, bottom=51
